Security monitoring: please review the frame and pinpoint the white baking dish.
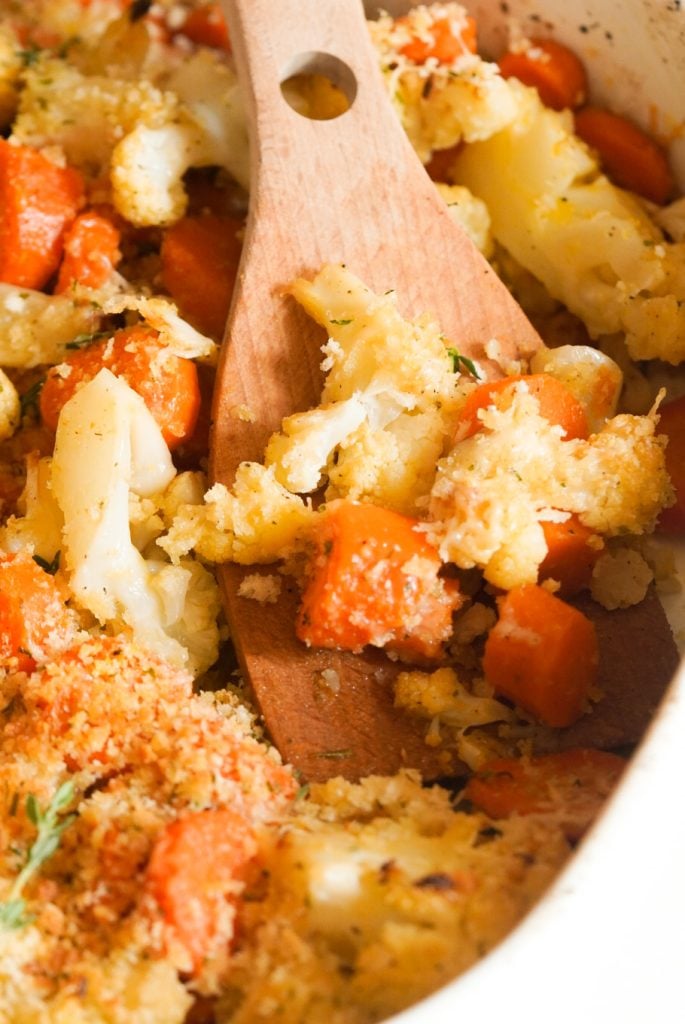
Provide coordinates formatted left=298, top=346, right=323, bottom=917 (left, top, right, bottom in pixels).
left=361, top=2, right=685, bottom=1020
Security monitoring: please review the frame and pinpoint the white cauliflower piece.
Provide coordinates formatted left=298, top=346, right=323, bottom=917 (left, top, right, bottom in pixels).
left=427, top=386, right=672, bottom=589
left=12, top=54, right=179, bottom=175
left=370, top=9, right=519, bottom=162
left=265, top=397, right=367, bottom=493
left=395, top=666, right=514, bottom=728
left=13, top=50, right=248, bottom=228
left=164, top=49, right=250, bottom=192
left=102, top=294, right=217, bottom=361
left=454, top=82, right=685, bottom=361
left=112, top=50, right=249, bottom=226
left=436, top=183, right=493, bottom=257
left=278, top=265, right=463, bottom=512
left=327, top=408, right=449, bottom=514
left=148, top=557, right=223, bottom=678
left=0, top=369, right=19, bottom=441
left=0, top=284, right=103, bottom=367
left=590, top=546, right=654, bottom=610
left=160, top=463, right=316, bottom=566
left=50, top=369, right=188, bottom=666
left=0, top=455, right=63, bottom=562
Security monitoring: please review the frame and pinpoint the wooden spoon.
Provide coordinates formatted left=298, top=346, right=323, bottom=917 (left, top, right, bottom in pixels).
left=210, top=0, right=538, bottom=782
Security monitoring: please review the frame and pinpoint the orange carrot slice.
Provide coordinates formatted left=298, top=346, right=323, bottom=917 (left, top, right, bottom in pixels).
left=498, top=38, right=587, bottom=111
left=54, top=210, right=121, bottom=294
left=483, top=584, right=598, bottom=727
left=539, top=515, right=603, bottom=596
left=398, top=13, right=477, bottom=64
left=39, top=325, right=200, bottom=449
left=146, top=808, right=257, bottom=974
left=457, top=373, right=589, bottom=441
left=464, top=748, right=626, bottom=840
left=297, top=500, right=461, bottom=659
left=574, top=106, right=674, bottom=205
left=0, top=140, right=84, bottom=290
left=0, top=550, right=75, bottom=671
left=161, top=214, right=243, bottom=340
left=176, top=2, right=231, bottom=51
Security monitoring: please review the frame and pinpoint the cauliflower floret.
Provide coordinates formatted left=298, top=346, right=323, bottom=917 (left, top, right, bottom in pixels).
left=436, top=183, right=493, bottom=257
left=160, top=463, right=316, bottom=565
left=454, top=81, right=685, bottom=363
left=271, top=265, right=463, bottom=512
left=395, top=666, right=513, bottom=728
left=112, top=50, right=249, bottom=226
left=50, top=369, right=187, bottom=665
left=327, top=407, right=449, bottom=513
left=13, top=50, right=248, bottom=228
left=0, top=368, right=19, bottom=442
left=148, top=557, right=223, bottom=677
left=12, top=54, right=179, bottom=174
left=164, top=49, right=249, bottom=191
left=102, top=294, right=217, bottom=361
left=590, top=546, right=654, bottom=610
left=370, top=8, right=519, bottom=162
left=427, top=387, right=672, bottom=589
left=0, top=455, right=63, bottom=562
left=265, top=397, right=367, bottom=494
left=0, top=284, right=103, bottom=367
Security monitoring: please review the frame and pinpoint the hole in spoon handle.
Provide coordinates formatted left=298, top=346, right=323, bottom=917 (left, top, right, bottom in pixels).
left=221, top=0, right=396, bottom=136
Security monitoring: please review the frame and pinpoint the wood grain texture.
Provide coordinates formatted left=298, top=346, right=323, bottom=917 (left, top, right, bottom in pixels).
left=211, top=0, right=542, bottom=781
left=210, top=0, right=678, bottom=782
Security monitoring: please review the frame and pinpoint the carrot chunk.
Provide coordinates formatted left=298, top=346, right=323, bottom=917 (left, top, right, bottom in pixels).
left=498, top=38, right=587, bottom=111
left=457, top=373, right=589, bottom=441
left=54, top=210, right=121, bottom=294
left=296, top=501, right=461, bottom=659
left=146, top=808, right=257, bottom=974
left=176, top=2, right=231, bottom=51
left=538, top=515, right=603, bottom=596
left=483, top=584, right=598, bottom=727
left=397, top=13, right=477, bottom=64
left=656, top=393, right=685, bottom=532
left=0, top=550, right=75, bottom=671
left=0, top=140, right=84, bottom=290
left=464, top=748, right=626, bottom=840
left=160, top=214, right=243, bottom=340
left=574, top=106, right=674, bottom=205
left=39, top=324, right=200, bottom=449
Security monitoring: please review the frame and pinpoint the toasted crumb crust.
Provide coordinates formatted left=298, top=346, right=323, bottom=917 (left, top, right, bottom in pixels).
left=0, top=637, right=295, bottom=1018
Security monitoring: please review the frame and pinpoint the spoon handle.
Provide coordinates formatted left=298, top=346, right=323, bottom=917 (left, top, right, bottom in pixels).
left=211, top=1, right=542, bottom=781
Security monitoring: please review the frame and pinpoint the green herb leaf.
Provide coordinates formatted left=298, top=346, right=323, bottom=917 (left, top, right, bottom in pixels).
left=0, top=899, right=31, bottom=930
left=33, top=552, right=60, bottom=576
left=65, top=330, right=110, bottom=350
left=446, top=347, right=481, bottom=379
left=19, top=46, right=42, bottom=68
left=317, top=749, right=352, bottom=760
left=329, top=318, right=353, bottom=326
left=20, top=379, right=45, bottom=416
left=0, top=781, right=76, bottom=932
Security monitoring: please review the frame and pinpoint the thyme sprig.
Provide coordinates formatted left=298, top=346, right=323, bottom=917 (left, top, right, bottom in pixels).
left=0, top=781, right=76, bottom=931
